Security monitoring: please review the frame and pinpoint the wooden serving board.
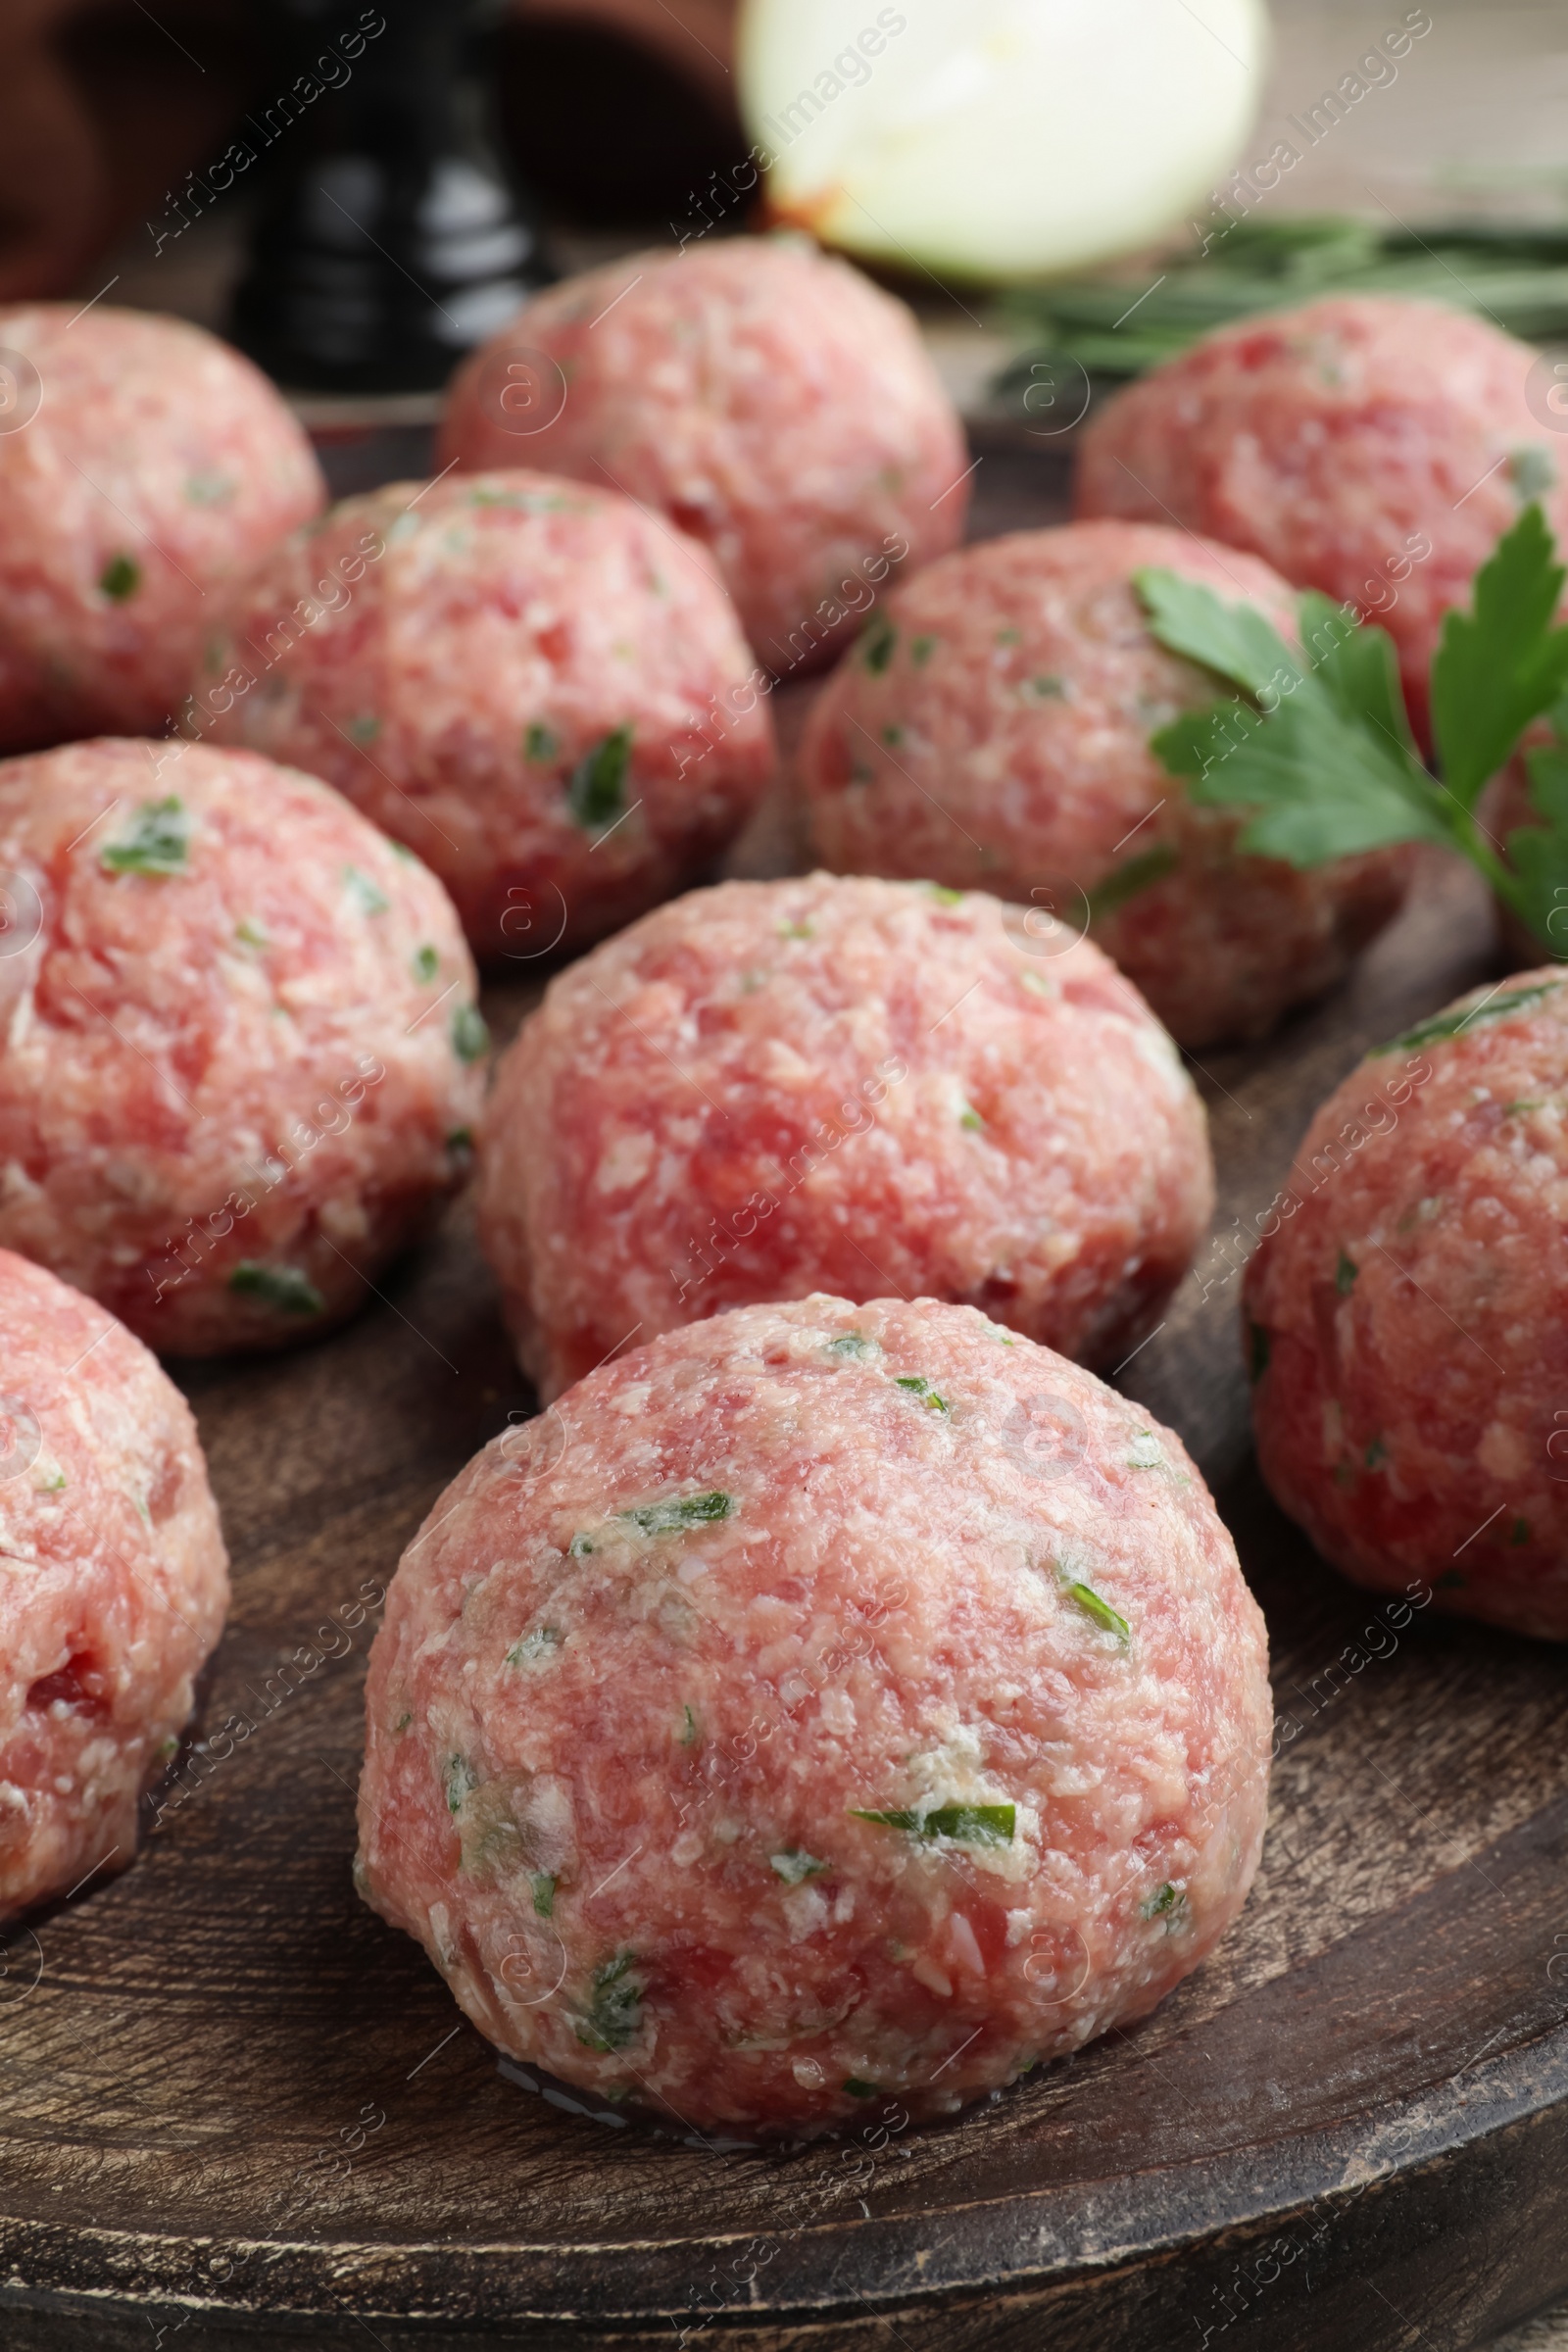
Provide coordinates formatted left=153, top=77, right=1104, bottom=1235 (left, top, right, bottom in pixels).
left=2, top=437, right=1566, bottom=2352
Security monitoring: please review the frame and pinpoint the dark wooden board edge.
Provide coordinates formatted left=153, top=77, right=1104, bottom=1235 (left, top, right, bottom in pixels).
left=4, top=1784, right=1566, bottom=2346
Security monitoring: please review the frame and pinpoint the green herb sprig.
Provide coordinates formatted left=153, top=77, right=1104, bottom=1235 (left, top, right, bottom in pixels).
left=996, top=216, right=1568, bottom=387
left=850, top=1802, right=1015, bottom=1846
left=1135, top=503, right=1568, bottom=952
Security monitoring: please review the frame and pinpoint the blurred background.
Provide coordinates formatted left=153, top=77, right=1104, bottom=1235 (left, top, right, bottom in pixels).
left=7, top=0, right=1565, bottom=422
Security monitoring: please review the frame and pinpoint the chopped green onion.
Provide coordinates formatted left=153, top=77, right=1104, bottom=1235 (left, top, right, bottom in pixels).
left=1063, top=1580, right=1130, bottom=1646
left=228, top=1262, right=324, bottom=1316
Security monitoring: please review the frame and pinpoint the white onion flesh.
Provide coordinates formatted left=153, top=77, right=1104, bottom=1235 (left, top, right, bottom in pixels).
left=736, top=0, right=1269, bottom=282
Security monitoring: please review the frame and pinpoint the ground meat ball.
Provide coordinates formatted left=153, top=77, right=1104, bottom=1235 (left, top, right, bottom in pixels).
left=1074, top=294, right=1568, bottom=745
left=800, top=520, right=1411, bottom=1049
left=0, top=1250, right=227, bottom=1922
left=201, top=471, right=775, bottom=960
left=0, top=738, right=483, bottom=1355
left=477, top=873, right=1212, bottom=1398
left=437, top=238, right=968, bottom=676
left=357, top=1295, right=1271, bottom=2133
left=0, top=305, right=323, bottom=754
left=1245, top=970, right=1568, bottom=1640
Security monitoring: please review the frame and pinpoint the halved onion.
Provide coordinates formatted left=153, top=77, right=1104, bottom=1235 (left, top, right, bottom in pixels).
left=737, top=0, right=1269, bottom=282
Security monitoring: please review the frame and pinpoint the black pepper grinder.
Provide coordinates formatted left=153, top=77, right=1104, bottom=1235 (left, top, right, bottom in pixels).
left=230, top=0, right=554, bottom=393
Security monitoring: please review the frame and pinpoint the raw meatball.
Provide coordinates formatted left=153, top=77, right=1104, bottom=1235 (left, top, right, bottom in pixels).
left=437, top=238, right=968, bottom=675
left=1075, top=294, right=1568, bottom=744
left=477, top=873, right=1212, bottom=1398
left=1245, top=970, right=1568, bottom=1639
left=800, top=521, right=1411, bottom=1049
left=0, top=1249, right=227, bottom=1923
left=0, top=737, right=484, bottom=1355
left=357, top=1294, right=1271, bottom=2133
left=200, top=471, right=775, bottom=960
left=0, top=304, right=323, bottom=754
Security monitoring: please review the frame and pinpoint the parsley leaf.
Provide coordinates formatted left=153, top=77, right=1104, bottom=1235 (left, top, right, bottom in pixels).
left=1086, top=842, right=1177, bottom=918
left=228, top=1261, right=324, bottom=1316
left=619, top=1490, right=732, bottom=1536
left=575, top=1951, right=642, bottom=2051
left=99, top=553, right=141, bottom=602
left=1062, top=1580, right=1131, bottom=1645
left=1141, top=574, right=1445, bottom=862
left=1137, top=516, right=1568, bottom=954
left=1133, top=564, right=1293, bottom=699
left=1509, top=718, right=1568, bottom=947
left=851, top=1803, right=1014, bottom=1845
left=770, top=1848, right=828, bottom=1884
left=451, top=1004, right=489, bottom=1063
left=1379, top=981, right=1561, bottom=1054
left=566, top=725, right=634, bottom=828
left=101, top=798, right=192, bottom=877
left=1429, top=503, right=1568, bottom=810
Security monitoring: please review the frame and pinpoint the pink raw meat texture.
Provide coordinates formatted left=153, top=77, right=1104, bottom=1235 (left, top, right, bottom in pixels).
left=200, top=471, right=776, bottom=960
left=1074, top=294, right=1568, bottom=747
left=800, top=518, right=1412, bottom=1049
left=0, top=305, right=323, bottom=753
left=0, top=1248, right=227, bottom=1924
left=476, top=872, right=1213, bottom=1398
left=0, top=737, right=483, bottom=1355
left=1245, top=968, right=1568, bottom=1638
left=437, top=238, right=968, bottom=675
left=357, top=1294, right=1271, bottom=2132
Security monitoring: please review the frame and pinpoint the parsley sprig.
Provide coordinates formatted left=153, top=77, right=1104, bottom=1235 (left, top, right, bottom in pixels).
left=1135, top=504, right=1568, bottom=952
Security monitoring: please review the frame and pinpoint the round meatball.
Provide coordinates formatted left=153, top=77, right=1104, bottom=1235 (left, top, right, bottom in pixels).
left=1245, top=970, right=1568, bottom=1640
left=801, top=521, right=1412, bottom=1049
left=1075, top=295, right=1568, bottom=745
left=0, top=304, right=323, bottom=754
left=200, top=471, right=775, bottom=960
left=0, top=738, right=484, bottom=1355
left=438, top=238, right=968, bottom=675
left=477, top=873, right=1213, bottom=1398
left=0, top=1249, right=227, bottom=1924
left=357, top=1294, right=1271, bottom=2133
